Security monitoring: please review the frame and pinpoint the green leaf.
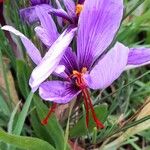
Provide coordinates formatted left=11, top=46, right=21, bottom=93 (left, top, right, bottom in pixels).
left=0, top=47, right=13, bottom=111
left=13, top=92, right=33, bottom=135
left=0, top=128, right=55, bottom=150
left=16, top=60, right=31, bottom=98
left=70, top=104, right=108, bottom=138
left=0, top=29, right=16, bottom=69
left=33, top=96, right=67, bottom=150
left=0, top=93, right=10, bottom=116
left=30, top=110, right=55, bottom=146
left=8, top=101, right=21, bottom=134
left=64, top=102, right=75, bottom=150
left=123, top=0, right=145, bottom=19
left=7, top=101, right=21, bottom=150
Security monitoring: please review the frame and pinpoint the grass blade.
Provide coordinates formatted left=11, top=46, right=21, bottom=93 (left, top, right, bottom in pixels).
left=13, top=91, right=33, bottom=135
left=0, top=128, right=55, bottom=150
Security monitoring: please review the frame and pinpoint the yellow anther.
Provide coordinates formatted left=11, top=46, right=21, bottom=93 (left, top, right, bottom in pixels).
left=81, top=67, right=87, bottom=74
left=73, top=70, right=80, bottom=75
left=76, top=4, right=83, bottom=16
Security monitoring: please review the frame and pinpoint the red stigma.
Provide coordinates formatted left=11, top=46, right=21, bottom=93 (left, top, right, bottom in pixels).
left=72, top=68, right=104, bottom=129
left=41, top=103, right=57, bottom=125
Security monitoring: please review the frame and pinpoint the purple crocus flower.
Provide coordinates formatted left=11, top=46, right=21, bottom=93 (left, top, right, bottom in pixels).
left=38, top=0, right=126, bottom=128
left=20, top=0, right=51, bottom=23
left=3, top=0, right=150, bottom=129
left=20, top=0, right=85, bottom=25
left=38, top=0, right=150, bottom=128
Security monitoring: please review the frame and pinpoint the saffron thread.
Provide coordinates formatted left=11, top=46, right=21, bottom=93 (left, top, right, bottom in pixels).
left=41, top=103, right=57, bottom=125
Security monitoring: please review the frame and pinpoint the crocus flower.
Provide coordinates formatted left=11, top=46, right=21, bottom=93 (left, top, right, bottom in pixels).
left=38, top=0, right=150, bottom=128
left=3, top=0, right=150, bottom=129
left=20, top=0, right=51, bottom=23
left=38, top=0, right=125, bottom=128
left=20, top=0, right=85, bottom=25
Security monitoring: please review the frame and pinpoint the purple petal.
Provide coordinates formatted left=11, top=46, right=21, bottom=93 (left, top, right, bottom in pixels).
left=19, top=4, right=51, bottom=23
left=125, top=47, right=150, bottom=70
left=1, top=25, right=42, bottom=65
left=60, top=47, right=78, bottom=76
left=77, top=0, right=124, bottom=69
left=35, top=27, right=53, bottom=47
left=31, top=0, right=49, bottom=6
left=63, top=0, right=76, bottom=18
left=39, top=81, right=80, bottom=103
left=29, top=27, right=77, bottom=92
left=50, top=8, right=72, bottom=23
left=55, top=0, right=63, bottom=26
left=85, top=42, right=129, bottom=90
left=78, top=0, right=85, bottom=4
left=35, top=6, right=58, bottom=47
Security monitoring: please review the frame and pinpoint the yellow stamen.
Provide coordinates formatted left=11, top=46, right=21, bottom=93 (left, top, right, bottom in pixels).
left=73, top=70, right=80, bottom=76
left=81, top=67, right=87, bottom=74
left=76, top=4, right=83, bottom=16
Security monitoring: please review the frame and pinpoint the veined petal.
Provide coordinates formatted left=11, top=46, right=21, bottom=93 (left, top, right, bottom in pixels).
left=39, top=81, right=80, bottom=103
left=1, top=25, right=42, bottom=65
left=85, top=42, right=129, bottom=90
left=35, top=27, right=53, bottom=47
left=125, top=47, right=150, bottom=70
left=77, top=0, right=124, bottom=69
left=19, top=4, right=51, bottom=23
left=78, top=0, right=85, bottom=4
left=29, top=27, right=77, bottom=92
left=50, top=8, right=72, bottom=23
left=63, top=0, right=76, bottom=18
left=55, top=0, right=63, bottom=26
left=60, top=47, right=78, bottom=76
left=35, top=6, right=58, bottom=47
left=31, top=0, right=49, bottom=6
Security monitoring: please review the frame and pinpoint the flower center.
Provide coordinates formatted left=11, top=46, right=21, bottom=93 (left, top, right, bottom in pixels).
left=75, top=4, right=83, bottom=16
left=42, top=68, right=104, bottom=129
left=72, top=67, right=87, bottom=89
left=71, top=68, right=104, bottom=129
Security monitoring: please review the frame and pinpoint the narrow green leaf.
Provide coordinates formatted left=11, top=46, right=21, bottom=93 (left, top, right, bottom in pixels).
left=0, top=47, right=13, bottom=110
left=13, top=91, right=34, bottom=135
left=0, top=128, right=55, bottom=150
left=7, top=101, right=21, bottom=150
left=0, top=93, right=10, bottom=116
left=16, top=60, right=31, bottom=98
left=64, top=102, right=74, bottom=150
left=92, top=127, right=98, bottom=144
left=8, top=101, right=21, bottom=134
left=30, top=110, right=55, bottom=145
left=0, top=29, right=16, bottom=69
left=123, top=0, right=145, bottom=19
